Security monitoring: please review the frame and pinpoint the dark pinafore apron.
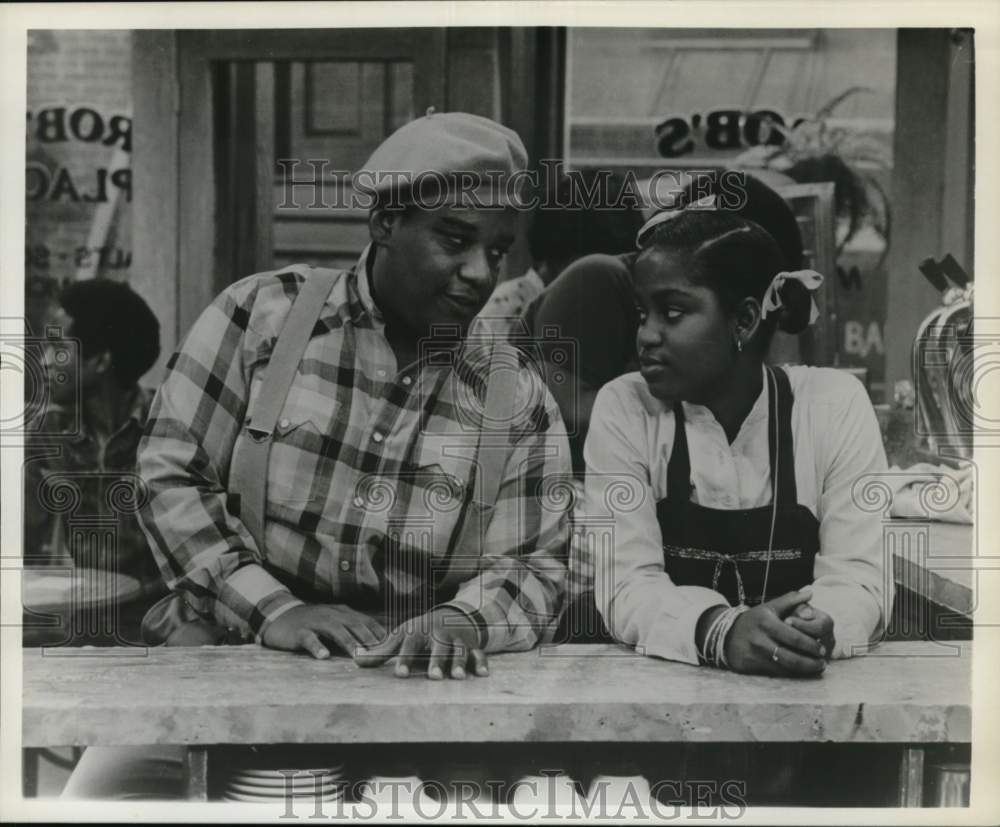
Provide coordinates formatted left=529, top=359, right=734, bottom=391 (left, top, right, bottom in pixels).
left=656, top=366, right=819, bottom=607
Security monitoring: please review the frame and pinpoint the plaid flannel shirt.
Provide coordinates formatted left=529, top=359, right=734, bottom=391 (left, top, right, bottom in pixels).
left=138, top=247, right=571, bottom=652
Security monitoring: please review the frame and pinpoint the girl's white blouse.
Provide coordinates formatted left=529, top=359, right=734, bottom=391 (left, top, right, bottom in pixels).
left=585, top=365, right=891, bottom=664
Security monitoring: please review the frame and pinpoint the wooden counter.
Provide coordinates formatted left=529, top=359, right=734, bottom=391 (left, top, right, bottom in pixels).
left=23, top=642, right=970, bottom=749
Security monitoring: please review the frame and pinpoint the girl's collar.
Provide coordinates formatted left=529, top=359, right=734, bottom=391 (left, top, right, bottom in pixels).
left=639, top=365, right=770, bottom=430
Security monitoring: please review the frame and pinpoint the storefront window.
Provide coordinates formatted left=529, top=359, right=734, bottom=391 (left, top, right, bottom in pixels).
left=25, top=29, right=133, bottom=334
left=565, top=28, right=897, bottom=398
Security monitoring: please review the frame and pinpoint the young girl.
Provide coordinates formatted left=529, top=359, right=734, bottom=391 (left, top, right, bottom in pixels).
left=587, top=206, right=890, bottom=674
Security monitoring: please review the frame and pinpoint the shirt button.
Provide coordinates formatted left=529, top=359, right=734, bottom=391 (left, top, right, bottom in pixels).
left=372, top=432, right=383, bottom=443
left=402, top=376, right=412, bottom=386
left=377, top=369, right=386, bottom=378
left=279, top=417, right=290, bottom=429
left=353, top=495, right=365, bottom=507
left=339, top=560, right=351, bottom=572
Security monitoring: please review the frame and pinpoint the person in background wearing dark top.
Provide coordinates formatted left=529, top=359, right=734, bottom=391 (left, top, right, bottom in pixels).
left=476, top=174, right=644, bottom=338
left=525, top=172, right=805, bottom=476
left=23, top=275, right=61, bottom=430
left=24, top=280, right=165, bottom=614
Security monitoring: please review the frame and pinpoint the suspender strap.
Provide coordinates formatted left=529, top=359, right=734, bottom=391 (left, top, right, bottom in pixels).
left=231, top=270, right=517, bottom=585
left=229, top=267, right=340, bottom=555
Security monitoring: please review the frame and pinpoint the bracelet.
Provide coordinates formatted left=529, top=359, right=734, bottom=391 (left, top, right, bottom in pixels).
left=706, top=611, right=728, bottom=666
left=711, top=608, right=734, bottom=668
left=699, top=607, right=728, bottom=664
left=700, top=606, right=730, bottom=666
left=700, top=605, right=749, bottom=669
left=716, top=605, right=749, bottom=669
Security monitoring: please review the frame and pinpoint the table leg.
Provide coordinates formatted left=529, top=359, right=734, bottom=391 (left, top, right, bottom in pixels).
left=186, top=746, right=209, bottom=801
left=23, top=749, right=40, bottom=798
left=897, top=747, right=925, bottom=807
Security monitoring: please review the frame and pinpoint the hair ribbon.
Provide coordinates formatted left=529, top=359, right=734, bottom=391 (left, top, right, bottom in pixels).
left=760, top=269, right=825, bottom=325
left=635, top=194, right=718, bottom=248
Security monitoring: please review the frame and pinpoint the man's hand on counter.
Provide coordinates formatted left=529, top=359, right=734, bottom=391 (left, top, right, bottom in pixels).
left=354, top=607, right=488, bottom=680
left=260, top=604, right=387, bottom=659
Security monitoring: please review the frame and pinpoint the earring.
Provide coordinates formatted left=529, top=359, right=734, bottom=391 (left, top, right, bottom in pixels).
left=736, top=337, right=744, bottom=353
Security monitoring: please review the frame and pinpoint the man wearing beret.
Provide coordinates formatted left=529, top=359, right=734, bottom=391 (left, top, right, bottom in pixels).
left=137, top=111, right=571, bottom=679
left=59, top=112, right=570, bottom=800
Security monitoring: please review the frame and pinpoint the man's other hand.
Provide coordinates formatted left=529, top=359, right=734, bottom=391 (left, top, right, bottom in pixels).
left=354, top=607, right=488, bottom=680
left=260, top=604, right=387, bottom=659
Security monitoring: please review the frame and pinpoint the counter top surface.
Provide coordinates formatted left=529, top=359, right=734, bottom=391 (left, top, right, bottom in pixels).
left=23, top=641, right=971, bottom=747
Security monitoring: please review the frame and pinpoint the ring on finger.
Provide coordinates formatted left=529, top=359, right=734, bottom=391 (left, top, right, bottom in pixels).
left=771, top=645, right=780, bottom=663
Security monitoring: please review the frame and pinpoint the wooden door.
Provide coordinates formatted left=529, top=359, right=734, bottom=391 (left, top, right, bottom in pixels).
left=175, top=29, right=447, bottom=330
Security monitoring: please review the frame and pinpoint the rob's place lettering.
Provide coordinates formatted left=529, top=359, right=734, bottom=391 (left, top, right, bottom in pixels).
left=26, top=106, right=132, bottom=203
left=655, top=109, right=806, bottom=158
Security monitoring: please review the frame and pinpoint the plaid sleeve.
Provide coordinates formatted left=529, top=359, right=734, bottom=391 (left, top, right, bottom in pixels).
left=137, top=277, right=304, bottom=638
left=441, top=375, right=571, bottom=653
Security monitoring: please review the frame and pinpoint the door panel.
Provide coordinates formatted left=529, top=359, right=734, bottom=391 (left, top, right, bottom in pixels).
left=271, top=57, right=418, bottom=271
left=177, top=29, right=446, bottom=304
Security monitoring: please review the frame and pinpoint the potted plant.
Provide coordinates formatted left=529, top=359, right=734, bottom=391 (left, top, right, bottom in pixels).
left=737, top=87, right=892, bottom=266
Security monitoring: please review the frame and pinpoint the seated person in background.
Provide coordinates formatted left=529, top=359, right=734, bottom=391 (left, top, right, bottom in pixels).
left=475, top=173, right=643, bottom=339
left=588, top=204, right=890, bottom=673
left=23, top=275, right=61, bottom=429
left=23, top=279, right=164, bottom=607
left=25, top=273, right=60, bottom=338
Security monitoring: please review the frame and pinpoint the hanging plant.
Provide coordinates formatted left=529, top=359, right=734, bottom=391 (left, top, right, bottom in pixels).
left=747, top=87, right=893, bottom=267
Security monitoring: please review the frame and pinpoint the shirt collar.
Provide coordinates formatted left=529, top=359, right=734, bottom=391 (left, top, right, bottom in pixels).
left=67, top=385, right=152, bottom=445
left=636, top=365, right=770, bottom=430
left=124, top=385, right=153, bottom=426
left=681, top=366, right=769, bottom=429
left=352, top=243, right=383, bottom=323
left=744, top=364, right=770, bottom=426
left=103, top=386, right=151, bottom=446
left=523, top=267, right=544, bottom=293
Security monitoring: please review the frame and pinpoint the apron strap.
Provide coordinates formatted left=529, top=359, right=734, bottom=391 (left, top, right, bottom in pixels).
left=766, top=366, right=798, bottom=507
left=666, top=366, right=798, bottom=510
left=666, top=401, right=691, bottom=508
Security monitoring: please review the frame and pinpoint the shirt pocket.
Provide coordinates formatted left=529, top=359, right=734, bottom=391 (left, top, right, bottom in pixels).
left=263, top=397, right=344, bottom=508
left=262, top=419, right=324, bottom=508
left=383, top=452, right=481, bottom=562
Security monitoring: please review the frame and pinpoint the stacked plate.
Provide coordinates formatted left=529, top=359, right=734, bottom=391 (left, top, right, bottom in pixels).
left=511, top=773, right=585, bottom=811
left=586, top=774, right=653, bottom=814
left=221, top=762, right=347, bottom=803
